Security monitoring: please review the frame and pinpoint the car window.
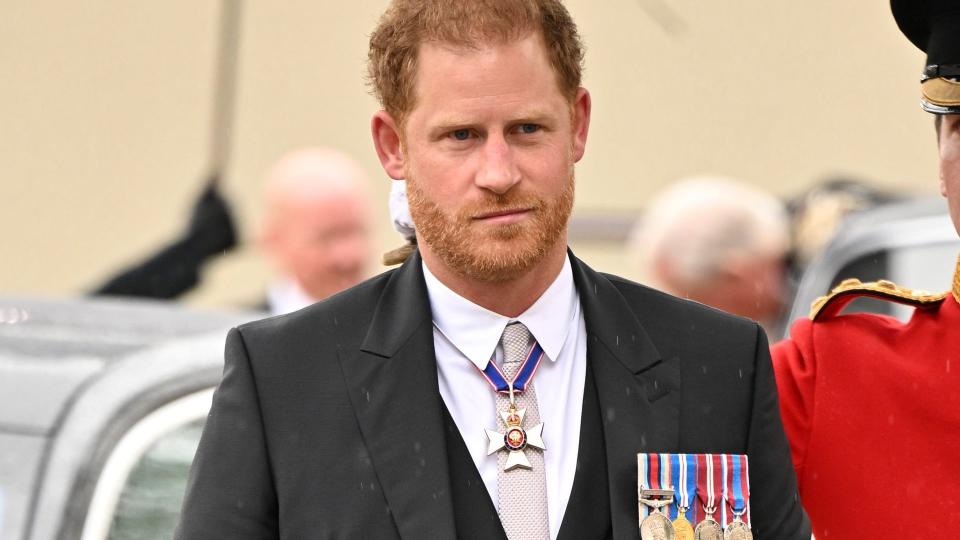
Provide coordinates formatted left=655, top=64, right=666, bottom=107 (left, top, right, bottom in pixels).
left=80, top=389, right=212, bottom=540
left=823, top=242, right=959, bottom=321
left=106, top=418, right=204, bottom=539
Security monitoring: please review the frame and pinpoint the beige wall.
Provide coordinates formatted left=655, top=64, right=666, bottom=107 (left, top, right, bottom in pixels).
left=0, top=1, right=939, bottom=308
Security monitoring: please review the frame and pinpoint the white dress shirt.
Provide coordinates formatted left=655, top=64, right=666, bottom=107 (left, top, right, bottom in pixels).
left=266, top=278, right=316, bottom=315
left=423, top=255, right=588, bottom=539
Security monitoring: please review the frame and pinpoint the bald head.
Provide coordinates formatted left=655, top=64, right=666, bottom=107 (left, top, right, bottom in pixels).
left=260, top=147, right=373, bottom=302
left=630, top=176, right=789, bottom=325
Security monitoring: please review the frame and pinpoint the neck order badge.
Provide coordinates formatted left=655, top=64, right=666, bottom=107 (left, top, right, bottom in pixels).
left=482, top=339, right=547, bottom=471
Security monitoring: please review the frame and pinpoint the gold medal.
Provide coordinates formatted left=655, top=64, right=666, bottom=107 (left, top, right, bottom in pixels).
left=672, top=513, right=695, bottom=540
left=694, top=516, right=723, bottom=540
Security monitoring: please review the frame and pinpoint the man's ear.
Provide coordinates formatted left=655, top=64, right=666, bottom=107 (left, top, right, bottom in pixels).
left=372, top=111, right=406, bottom=180
left=571, top=87, right=592, bottom=163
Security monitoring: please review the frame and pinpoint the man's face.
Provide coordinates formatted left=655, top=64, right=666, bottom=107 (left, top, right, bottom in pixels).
left=395, top=33, right=589, bottom=282
left=272, top=191, right=370, bottom=300
left=939, top=114, right=960, bottom=235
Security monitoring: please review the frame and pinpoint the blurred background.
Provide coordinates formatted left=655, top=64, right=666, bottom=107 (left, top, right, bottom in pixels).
left=0, top=0, right=939, bottom=307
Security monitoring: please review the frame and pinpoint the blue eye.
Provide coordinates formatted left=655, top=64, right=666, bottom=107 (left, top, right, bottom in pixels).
left=451, top=129, right=471, bottom=141
left=519, top=123, right=540, bottom=134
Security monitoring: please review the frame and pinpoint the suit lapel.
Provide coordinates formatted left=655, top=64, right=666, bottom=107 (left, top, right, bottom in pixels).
left=570, top=254, right=681, bottom=540
left=338, top=252, right=457, bottom=539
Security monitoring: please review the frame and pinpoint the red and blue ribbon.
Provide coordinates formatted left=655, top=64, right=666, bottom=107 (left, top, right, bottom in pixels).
left=478, top=341, right=545, bottom=393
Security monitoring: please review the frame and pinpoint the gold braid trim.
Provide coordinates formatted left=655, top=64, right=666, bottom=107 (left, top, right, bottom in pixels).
left=953, top=253, right=960, bottom=304
left=809, top=277, right=948, bottom=321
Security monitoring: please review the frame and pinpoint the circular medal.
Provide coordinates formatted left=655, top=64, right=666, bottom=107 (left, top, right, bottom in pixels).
left=503, top=426, right=526, bottom=450
left=723, top=520, right=752, bottom=540
left=640, top=511, right=676, bottom=540
left=672, top=514, right=695, bottom=540
left=694, top=518, right=723, bottom=540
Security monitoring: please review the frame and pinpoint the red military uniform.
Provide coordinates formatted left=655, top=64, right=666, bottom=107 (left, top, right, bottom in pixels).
left=772, top=255, right=960, bottom=538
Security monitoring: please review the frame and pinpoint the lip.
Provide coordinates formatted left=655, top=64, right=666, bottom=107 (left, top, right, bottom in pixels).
left=473, top=208, right=532, bottom=224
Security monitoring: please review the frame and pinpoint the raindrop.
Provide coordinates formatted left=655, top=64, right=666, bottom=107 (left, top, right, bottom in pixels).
left=606, top=407, right=616, bottom=422
left=334, top=316, right=339, bottom=326
left=738, top=368, right=743, bottom=379
left=413, top=441, right=422, bottom=452
left=615, top=335, right=619, bottom=347
left=887, top=414, right=896, bottom=425
left=947, top=359, right=952, bottom=373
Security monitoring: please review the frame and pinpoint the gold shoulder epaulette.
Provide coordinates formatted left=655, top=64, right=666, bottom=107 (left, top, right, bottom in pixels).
left=809, top=278, right=948, bottom=321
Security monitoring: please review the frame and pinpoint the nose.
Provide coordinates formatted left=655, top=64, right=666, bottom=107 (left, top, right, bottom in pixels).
left=475, top=134, right=521, bottom=194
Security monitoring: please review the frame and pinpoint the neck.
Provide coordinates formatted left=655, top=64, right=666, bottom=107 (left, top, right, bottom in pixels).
left=421, top=239, right=568, bottom=318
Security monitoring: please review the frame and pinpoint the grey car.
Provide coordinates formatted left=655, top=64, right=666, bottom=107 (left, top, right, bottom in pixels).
left=0, top=296, right=257, bottom=540
left=784, top=196, right=959, bottom=330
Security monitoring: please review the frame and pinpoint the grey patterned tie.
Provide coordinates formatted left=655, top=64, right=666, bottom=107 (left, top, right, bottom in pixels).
left=497, top=322, right=550, bottom=539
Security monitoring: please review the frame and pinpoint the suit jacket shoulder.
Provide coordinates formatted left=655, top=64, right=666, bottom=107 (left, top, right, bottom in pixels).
left=602, top=271, right=762, bottom=358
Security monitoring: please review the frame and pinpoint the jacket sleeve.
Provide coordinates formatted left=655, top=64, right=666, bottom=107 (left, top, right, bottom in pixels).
left=175, top=327, right=279, bottom=539
left=770, top=318, right=817, bottom=484
left=746, top=325, right=812, bottom=540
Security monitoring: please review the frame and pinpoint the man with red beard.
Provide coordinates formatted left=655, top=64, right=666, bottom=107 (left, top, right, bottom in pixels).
left=177, top=1, right=809, bottom=538
left=771, top=1, right=960, bottom=537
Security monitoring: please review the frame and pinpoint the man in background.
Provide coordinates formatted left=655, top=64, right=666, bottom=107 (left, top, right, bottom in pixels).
left=630, top=176, right=790, bottom=336
left=257, top=147, right=373, bottom=314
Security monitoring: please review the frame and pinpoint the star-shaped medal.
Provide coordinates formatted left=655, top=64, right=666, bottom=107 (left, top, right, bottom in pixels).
left=484, top=405, right=546, bottom=471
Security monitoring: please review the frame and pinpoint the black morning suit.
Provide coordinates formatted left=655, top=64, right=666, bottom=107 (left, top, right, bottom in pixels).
left=176, top=250, right=810, bottom=539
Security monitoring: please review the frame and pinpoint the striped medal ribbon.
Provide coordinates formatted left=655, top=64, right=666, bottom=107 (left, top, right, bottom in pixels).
left=670, top=454, right=696, bottom=540
left=723, top=454, right=752, bottom=540
left=638, top=454, right=676, bottom=540
left=694, top=454, right=723, bottom=540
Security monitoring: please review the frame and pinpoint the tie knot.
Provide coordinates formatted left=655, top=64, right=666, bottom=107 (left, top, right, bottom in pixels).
left=501, top=322, right=532, bottom=368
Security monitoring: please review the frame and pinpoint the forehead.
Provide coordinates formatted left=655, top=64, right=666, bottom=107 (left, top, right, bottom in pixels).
left=408, top=33, right=566, bottom=121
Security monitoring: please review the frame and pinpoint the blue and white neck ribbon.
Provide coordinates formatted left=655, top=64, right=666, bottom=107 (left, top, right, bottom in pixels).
left=670, top=453, right=696, bottom=521
left=478, top=341, right=545, bottom=393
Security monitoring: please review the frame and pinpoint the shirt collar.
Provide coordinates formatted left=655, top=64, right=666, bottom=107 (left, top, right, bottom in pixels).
left=422, top=255, right=579, bottom=370
left=267, top=278, right=316, bottom=316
